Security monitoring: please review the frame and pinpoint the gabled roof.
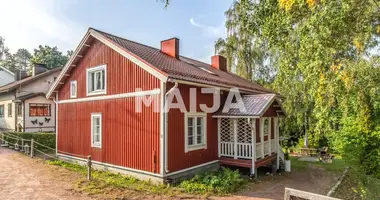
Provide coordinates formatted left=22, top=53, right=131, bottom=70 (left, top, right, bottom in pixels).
left=0, top=67, right=61, bottom=93
left=47, top=28, right=274, bottom=98
left=213, top=94, right=286, bottom=117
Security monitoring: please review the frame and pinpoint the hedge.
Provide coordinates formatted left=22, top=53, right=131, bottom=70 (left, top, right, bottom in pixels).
left=3, top=132, right=55, bottom=151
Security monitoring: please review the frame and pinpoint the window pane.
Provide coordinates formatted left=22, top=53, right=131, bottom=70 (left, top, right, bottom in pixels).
left=90, top=73, right=95, bottom=92
left=188, top=126, right=193, bottom=137
left=102, top=70, right=105, bottom=90
left=188, top=136, right=194, bottom=145
left=197, top=117, right=202, bottom=126
left=197, top=135, right=202, bottom=144
left=188, top=117, right=193, bottom=127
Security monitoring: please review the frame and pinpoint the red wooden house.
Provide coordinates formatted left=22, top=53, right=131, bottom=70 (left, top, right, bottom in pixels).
left=47, top=28, right=286, bottom=183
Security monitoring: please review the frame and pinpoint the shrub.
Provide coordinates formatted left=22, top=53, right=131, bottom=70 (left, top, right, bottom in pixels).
left=179, top=167, right=245, bottom=195
left=3, top=132, right=55, bottom=151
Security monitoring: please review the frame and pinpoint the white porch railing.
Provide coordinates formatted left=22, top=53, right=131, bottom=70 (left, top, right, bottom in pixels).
left=236, top=143, right=253, bottom=159
left=264, top=141, right=269, bottom=156
left=220, top=142, right=234, bottom=157
left=220, top=142, right=254, bottom=159
left=256, top=143, right=263, bottom=159
left=271, top=139, right=276, bottom=153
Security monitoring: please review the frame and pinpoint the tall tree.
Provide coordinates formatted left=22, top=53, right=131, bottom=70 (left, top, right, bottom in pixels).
left=30, top=45, right=69, bottom=69
left=14, top=48, right=31, bottom=71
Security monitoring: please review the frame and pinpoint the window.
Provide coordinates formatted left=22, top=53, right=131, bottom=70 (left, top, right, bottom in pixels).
left=91, top=113, right=102, bottom=148
left=17, top=103, right=22, bottom=117
left=29, top=104, right=51, bottom=117
left=185, top=113, right=207, bottom=152
left=87, top=65, right=106, bottom=96
left=7, top=103, right=12, bottom=117
left=0, top=105, right=4, bottom=117
left=70, top=80, right=77, bottom=98
left=263, top=118, right=270, bottom=136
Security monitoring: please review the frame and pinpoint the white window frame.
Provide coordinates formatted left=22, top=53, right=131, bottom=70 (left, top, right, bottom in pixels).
left=262, top=117, right=271, bottom=136
left=70, top=80, right=77, bottom=98
left=91, top=113, right=102, bottom=148
left=86, top=65, right=107, bottom=96
left=184, top=112, right=207, bottom=152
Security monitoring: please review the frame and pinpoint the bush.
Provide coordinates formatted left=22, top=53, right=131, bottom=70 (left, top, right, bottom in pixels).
left=3, top=132, right=55, bottom=151
left=179, top=167, right=245, bottom=195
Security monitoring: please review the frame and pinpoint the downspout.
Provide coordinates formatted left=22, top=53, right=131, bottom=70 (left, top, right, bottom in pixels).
left=164, top=82, right=178, bottom=175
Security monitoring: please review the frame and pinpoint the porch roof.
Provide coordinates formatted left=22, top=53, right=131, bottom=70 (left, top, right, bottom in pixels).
left=213, top=94, right=286, bottom=118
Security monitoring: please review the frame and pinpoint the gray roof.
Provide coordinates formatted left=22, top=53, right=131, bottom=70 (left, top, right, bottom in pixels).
left=213, top=94, right=284, bottom=117
left=0, top=67, right=61, bottom=93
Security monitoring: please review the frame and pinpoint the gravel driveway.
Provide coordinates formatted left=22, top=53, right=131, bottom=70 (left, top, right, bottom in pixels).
left=0, top=147, right=339, bottom=200
left=0, top=148, right=91, bottom=200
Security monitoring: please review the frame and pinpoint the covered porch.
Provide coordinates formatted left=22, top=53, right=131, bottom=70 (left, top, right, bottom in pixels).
left=213, top=94, right=286, bottom=176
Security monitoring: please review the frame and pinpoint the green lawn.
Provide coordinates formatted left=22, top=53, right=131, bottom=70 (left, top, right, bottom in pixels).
left=290, top=156, right=347, bottom=172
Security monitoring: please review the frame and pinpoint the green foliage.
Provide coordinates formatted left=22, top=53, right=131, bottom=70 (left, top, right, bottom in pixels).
left=5, top=132, right=55, bottom=151
left=179, top=167, right=245, bottom=195
left=217, top=0, right=380, bottom=178
left=31, top=45, right=70, bottom=69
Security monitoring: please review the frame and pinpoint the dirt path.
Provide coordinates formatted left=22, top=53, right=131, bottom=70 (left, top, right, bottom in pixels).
left=212, top=166, right=339, bottom=200
left=0, top=148, right=91, bottom=200
left=0, top=147, right=339, bottom=200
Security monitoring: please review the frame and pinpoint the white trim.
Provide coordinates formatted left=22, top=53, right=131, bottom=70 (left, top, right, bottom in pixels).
left=86, top=64, right=107, bottom=96
left=164, top=160, right=219, bottom=177
left=46, top=31, right=91, bottom=98
left=249, top=118, right=256, bottom=175
left=57, top=153, right=163, bottom=178
left=217, top=118, right=221, bottom=158
left=169, top=79, right=269, bottom=94
left=55, top=92, right=59, bottom=155
left=268, top=117, right=272, bottom=154
left=70, top=80, right=77, bottom=98
left=58, top=89, right=160, bottom=104
left=89, top=30, right=167, bottom=82
left=260, top=118, right=264, bottom=158
left=212, top=115, right=260, bottom=119
left=184, top=112, right=207, bottom=153
left=159, top=81, right=165, bottom=176
left=91, top=113, right=102, bottom=148
left=274, top=117, right=279, bottom=169
left=233, top=119, right=238, bottom=159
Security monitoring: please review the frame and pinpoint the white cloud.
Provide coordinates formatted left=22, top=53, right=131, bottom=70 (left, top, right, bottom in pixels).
left=0, top=0, right=85, bottom=53
left=189, top=18, right=202, bottom=28
left=189, top=17, right=226, bottom=39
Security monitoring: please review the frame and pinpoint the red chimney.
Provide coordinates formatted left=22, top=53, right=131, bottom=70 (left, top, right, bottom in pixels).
left=161, top=38, right=179, bottom=59
left=211, top=55, right=227, bottom=71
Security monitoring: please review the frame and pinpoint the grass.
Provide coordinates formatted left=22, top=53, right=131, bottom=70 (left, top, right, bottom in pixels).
left=47, top=160, right=246, bottom=197
left=47, top=160, right=183, bottom=197
left=333, top=168, right=380, bottom=200
left=290, top=156, right=347, bottom=172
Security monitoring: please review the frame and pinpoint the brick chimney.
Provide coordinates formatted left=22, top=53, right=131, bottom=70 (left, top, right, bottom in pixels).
left=211, top=55, right=227, bottom=71
left=161, top=38, right=179, bottom=59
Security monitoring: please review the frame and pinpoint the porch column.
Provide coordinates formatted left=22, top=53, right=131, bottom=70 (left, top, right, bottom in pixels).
left=233, top=119, right=238, bottom=159
left=217, top=118, right=221, bottom=158
left=251, top=118, right=257, bottom=177
left=268, top=117, right=272, bottom=155
left=260, top=118, right=264, bottom=158
left=274, top=117, right=279, bottom=170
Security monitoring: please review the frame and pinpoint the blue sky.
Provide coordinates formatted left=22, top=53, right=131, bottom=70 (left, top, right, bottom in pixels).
left=0, top=0, right=232, bottom=63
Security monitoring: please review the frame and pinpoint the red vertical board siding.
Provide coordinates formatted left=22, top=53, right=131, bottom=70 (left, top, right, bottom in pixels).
left=167, top=83, right=218, bottom=173
left=57, top=40, right=161, bottom=174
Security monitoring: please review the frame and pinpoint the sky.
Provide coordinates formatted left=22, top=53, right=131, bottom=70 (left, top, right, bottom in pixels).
left=0, top=0, right=233, bottom=64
